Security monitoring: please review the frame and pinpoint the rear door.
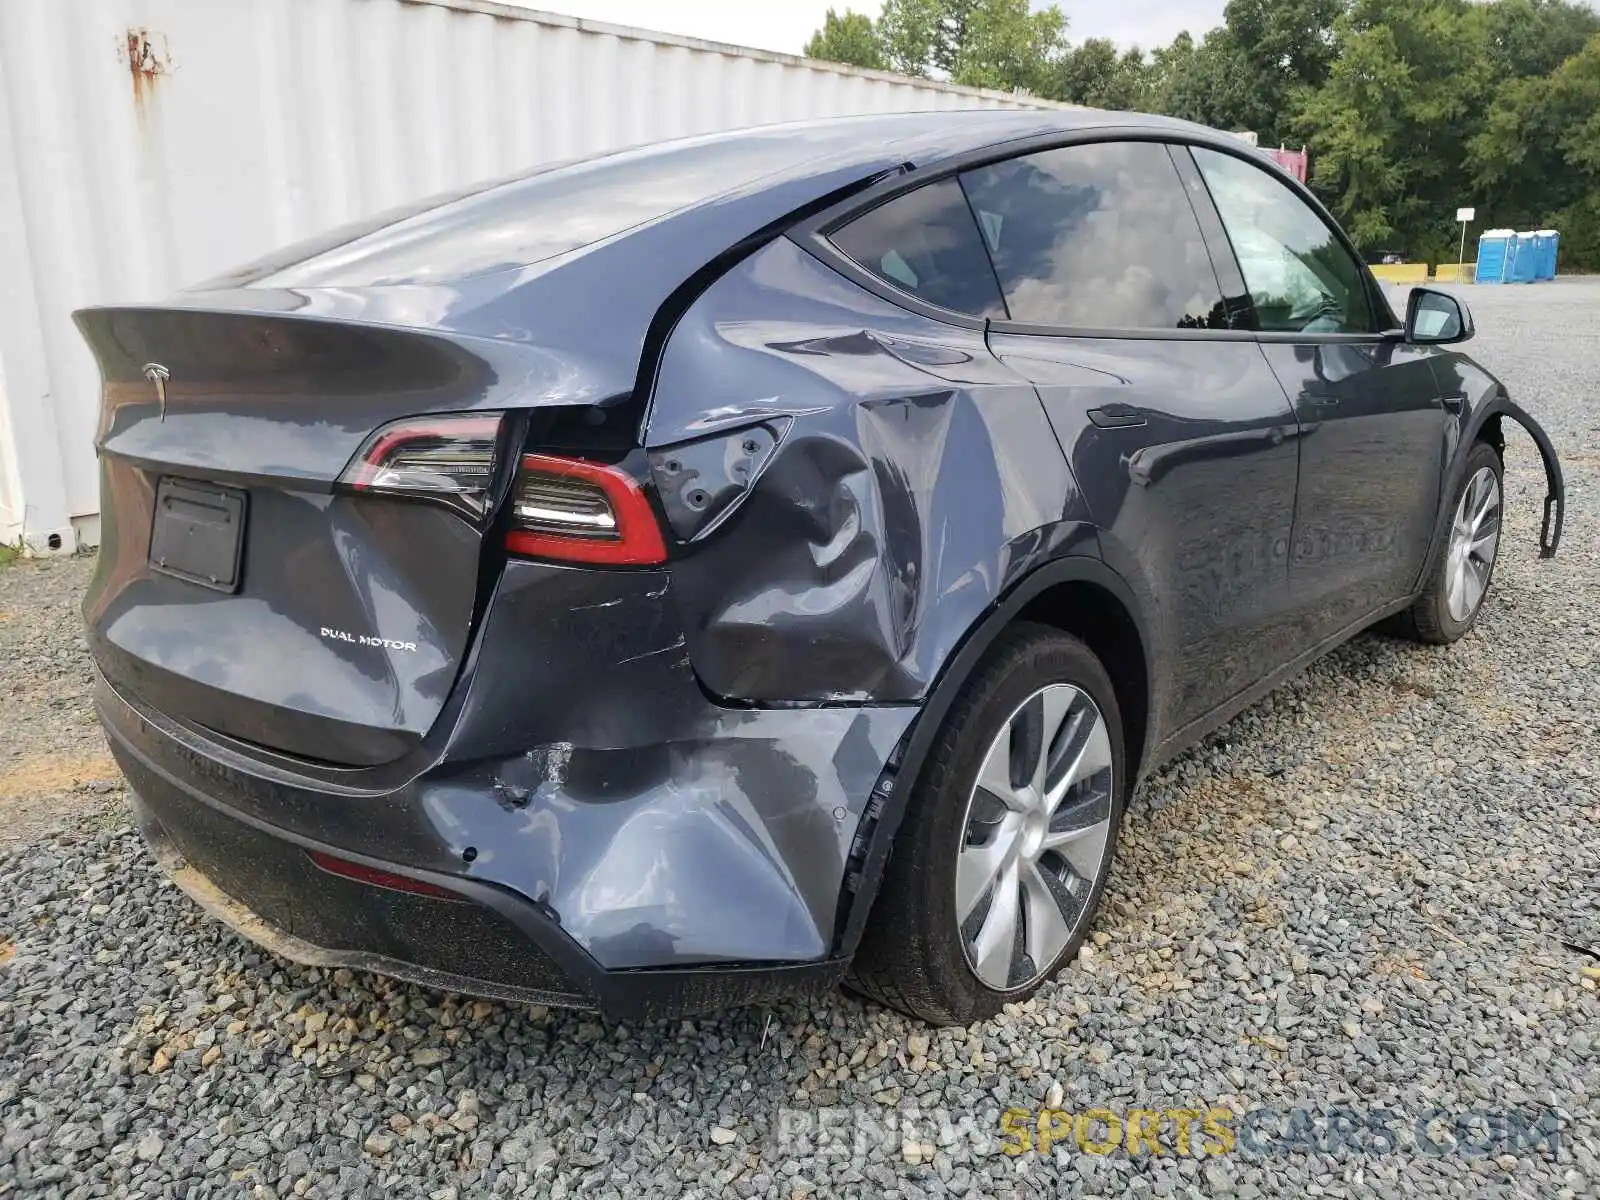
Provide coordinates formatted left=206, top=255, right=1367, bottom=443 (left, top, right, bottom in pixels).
left=1186, top=145, right=1450, bottom=640
left=970, top=139, right=1306, bottom=739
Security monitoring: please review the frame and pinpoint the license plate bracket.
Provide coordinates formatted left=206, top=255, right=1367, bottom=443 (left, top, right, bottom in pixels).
left=149, top=477, right=247, bottom=593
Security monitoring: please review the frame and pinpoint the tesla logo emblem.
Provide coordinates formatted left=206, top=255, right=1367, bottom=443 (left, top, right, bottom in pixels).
left=142, top=362, right=170, bottom=421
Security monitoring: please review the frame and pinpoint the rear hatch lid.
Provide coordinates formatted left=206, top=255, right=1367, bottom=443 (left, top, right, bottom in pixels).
left=79, top=307, right=532, bottom=766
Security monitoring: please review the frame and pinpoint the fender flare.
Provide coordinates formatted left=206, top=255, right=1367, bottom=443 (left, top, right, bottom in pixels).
left=1447, top=394, right=1564, bottom=561
left=833, top=553, right=1153, bottom=957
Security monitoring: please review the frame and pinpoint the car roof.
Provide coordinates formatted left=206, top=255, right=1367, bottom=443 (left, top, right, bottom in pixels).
left=578, top=109, right=1230, bottom=199
left=722, top=107, right=1225, bottom=171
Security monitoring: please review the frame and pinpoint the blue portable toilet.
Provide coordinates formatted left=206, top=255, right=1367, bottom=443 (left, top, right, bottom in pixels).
left=1511, top=232, right=1540, bottom=282
left=1536, top=230, right=1559, bottom=280
left=1476, top=230, right=1515, bottom=284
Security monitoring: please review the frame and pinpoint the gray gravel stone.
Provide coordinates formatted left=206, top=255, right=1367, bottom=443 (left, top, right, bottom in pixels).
left=0, top=554, right=120, bottom=848
left=1, top=281, right=1598, bottom=1197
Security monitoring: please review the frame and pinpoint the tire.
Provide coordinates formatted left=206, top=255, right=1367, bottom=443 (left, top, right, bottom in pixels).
left=1387, top=441, right=1504, bottom=645
left=847, top=623, right=1127, bottom=1026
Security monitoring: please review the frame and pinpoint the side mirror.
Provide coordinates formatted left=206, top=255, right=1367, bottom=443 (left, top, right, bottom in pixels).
left=1405, top=287, right=1474, bottom=344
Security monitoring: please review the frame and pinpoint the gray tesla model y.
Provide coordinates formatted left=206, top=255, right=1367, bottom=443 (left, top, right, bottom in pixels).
left=78, top=110, right=1563, bottom=1025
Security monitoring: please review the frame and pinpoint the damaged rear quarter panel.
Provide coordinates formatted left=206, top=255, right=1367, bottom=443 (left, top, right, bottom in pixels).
left=433, top=561, right=915, bottom=968
left=646, top=237, right=1096, bottom=703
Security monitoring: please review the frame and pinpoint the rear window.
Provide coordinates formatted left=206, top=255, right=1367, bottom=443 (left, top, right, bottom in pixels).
left=252, top=133, right=839, bottom=288
left=828, top=178, right=1007, bottom=319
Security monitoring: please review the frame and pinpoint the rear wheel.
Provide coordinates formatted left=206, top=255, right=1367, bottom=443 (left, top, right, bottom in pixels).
left=1388, top=441, right=1504, bottom=645
left=848, top=624, right=1125, bottom=1025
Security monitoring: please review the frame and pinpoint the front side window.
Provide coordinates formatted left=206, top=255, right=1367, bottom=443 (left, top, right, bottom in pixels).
left=1192, top=147, right=1375, bottom=335
left=957, top=141, right=1227, bottom=331
left=828, top=178, right=1007, bottom=319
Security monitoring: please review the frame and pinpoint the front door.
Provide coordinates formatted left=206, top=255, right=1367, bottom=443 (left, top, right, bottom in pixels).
left=1188, top=146, right=1449, bottom=641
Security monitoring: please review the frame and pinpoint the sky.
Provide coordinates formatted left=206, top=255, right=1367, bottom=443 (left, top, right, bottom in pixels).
left=516, top=1, right=1229, bottom=56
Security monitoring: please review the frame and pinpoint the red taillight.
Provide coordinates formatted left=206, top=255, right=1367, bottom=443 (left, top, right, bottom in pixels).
left=504, top=453, right=667, bottom=566
left=307, top=850, right=465, bottom=902
left=338, top=413, right=503, bottom=520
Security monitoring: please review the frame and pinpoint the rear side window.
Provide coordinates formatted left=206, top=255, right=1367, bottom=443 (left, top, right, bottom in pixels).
left=958, top=141, right=1227, bottom=331
left=828, top=178, right=1007, bottom=318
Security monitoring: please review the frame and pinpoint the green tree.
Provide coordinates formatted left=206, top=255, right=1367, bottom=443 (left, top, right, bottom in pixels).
left=1480, top=0, right=1600, bottom=77
left=952, top=0, right=1068, bottom=92
left=1470, top=33, right=1600, bottom=264
left=1293, top=18, right=1410, bottom=246
left=1222, top=0, right=1345, bottom=141
left=878, top=0, right=963, bottom=77
left=1139, top=2, right=1344, bottom=144
left=1283, top=0, right=1600, bottom=265
left=1144, top=31, right=1198, bottom=109
left=1295, top=0, right=1490, bottom=259
left=1054, top=39, right=1151, bottom=110
left=804, top=8, right=886, bottom=70
left=1148, top=28, right=1262, bottom=132
left=875, top=0, right=1069, bottom=92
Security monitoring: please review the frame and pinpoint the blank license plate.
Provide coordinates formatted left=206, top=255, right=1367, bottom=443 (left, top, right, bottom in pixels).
left=149, top=477, right=247, bottom=593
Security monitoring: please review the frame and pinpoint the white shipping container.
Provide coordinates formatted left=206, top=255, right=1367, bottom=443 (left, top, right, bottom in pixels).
left=0, top=0, right=1063, bottom=553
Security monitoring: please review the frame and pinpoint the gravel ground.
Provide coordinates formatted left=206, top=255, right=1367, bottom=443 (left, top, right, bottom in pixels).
left=2, top=281, right=1597, bottom=1198
left=0, top=556, right=120, bottom=849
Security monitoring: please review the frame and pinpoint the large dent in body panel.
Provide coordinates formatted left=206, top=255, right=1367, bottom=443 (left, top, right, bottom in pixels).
left=427, top=703, right=910, bottom=969
left=433, top=560, right=914, bottom=969
left=648, top=239, right=1091, bottom=704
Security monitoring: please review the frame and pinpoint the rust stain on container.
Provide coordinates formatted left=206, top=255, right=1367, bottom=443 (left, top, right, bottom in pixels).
left=122, top=28, right=171, bottom=112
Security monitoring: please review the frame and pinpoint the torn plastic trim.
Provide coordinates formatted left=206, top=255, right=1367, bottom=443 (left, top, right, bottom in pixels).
left=650, top=418, right=792, bottom=542
left=1499, top=398, right=1564, bottom=558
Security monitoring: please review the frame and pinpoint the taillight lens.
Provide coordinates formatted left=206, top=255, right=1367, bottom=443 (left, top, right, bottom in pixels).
left=339, top=413, right=503, bottom=519
left=505, top=453, right=667, bottom=565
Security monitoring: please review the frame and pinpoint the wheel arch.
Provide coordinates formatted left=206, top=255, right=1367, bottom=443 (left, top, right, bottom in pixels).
left=835, top=553, right=1154, bottom=958
left=1435, top=392, right=1564, bottom=569
left=1013, top=581, right=1150, bottom=786
left=1476, top=411, right=1506, bottom=458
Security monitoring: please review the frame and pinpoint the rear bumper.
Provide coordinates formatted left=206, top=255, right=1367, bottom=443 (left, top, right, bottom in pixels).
left=129, top=781, right=592, bottom=1009
left=99, top=667, right=914, bottom=1019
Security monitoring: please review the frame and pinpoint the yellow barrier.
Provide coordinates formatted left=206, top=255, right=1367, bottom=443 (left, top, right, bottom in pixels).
left=1432, top=263, right=1477, bottom=283
left=1369, top=263, right=1431, bottom=283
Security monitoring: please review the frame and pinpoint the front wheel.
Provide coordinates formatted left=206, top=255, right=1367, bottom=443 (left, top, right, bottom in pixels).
left=848, top=624, right=1126, bottom=1025
left=1388, top=441, right=1504, bottom=645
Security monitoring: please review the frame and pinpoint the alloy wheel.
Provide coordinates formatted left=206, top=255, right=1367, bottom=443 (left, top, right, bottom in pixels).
left=955, top=683, right=1115, bottom=991
left=1445, top=465, right=1502, bottom=623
